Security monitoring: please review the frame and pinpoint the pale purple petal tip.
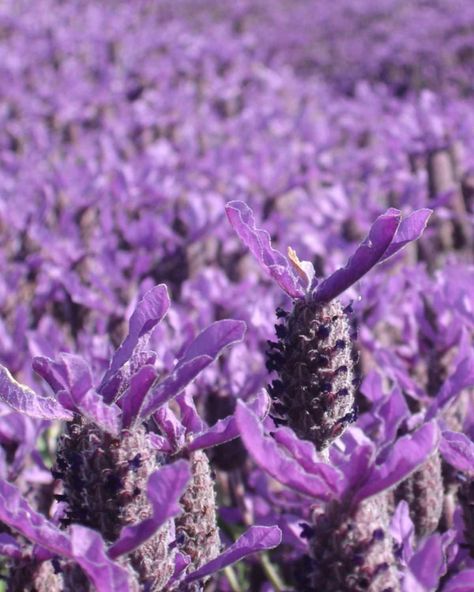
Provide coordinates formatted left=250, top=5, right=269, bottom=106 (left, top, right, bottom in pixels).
left=379, top=208, right=432, bottom=262
left=440, top=430, right=474, bottom=475
left=235, top=401, right=334, bottom=499
left=100, top=284, right=170, bottom=390
left=70, top=525, right=132, bottom=592
left=0, top=364, right=72, bottom=421
left=225, top=201, right=304, bottom=298
left=314, top=209, right=401, bottom=302
left=355, top=420, right=440, bottom=504
left=183, top=525, right=282, bottom=585
left=140, top=320, right=246, bottom=419
left=109, top=460, right=190, bottom=558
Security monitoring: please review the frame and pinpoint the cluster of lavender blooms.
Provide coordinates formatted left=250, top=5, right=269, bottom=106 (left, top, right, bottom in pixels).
left=0, top=0, right=474, bottom=590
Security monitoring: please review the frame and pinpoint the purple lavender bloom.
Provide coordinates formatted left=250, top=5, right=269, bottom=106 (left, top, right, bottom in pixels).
left=0, top=284, right=281, bottom=590
left=226, top=200, right=431, bottom=450
left=236, top=401, right=440, bottom=590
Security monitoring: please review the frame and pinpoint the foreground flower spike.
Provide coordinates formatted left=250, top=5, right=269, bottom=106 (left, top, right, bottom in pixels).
left=236, top=403, right=439, bottom=591
left=226, top=201, right=431, bottom=449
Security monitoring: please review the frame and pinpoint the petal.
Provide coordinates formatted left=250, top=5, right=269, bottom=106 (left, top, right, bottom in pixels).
left=100, top=284, right=170, bottom=391
left=139, top=320, right=246, bottom=419
left=442, top=570, right=474, bottom=592
left=235, top=401, right=335, bottom=499
left=186, top=389, right=270, bottom=452
left=314, top=209, right=401, bottom=302
left=272, top=427, right=343, bottom=493
left=183, top=526, right=282, bottom=585
left=109, top=460, right=190, bottom=558
left=0, top=364, right=72, bottom=421
left=439, top=431, right=474, bottom=475
left=0, top=533, right=22, bottom=559
left=355, top=421, right=440, bottom=504
left=406, top=534, right=446, bottom=591
left=179, top=320, right=246, bottom=364
left=426, top=351, right=474, bottom=420
left=176, top=391, right=205, bottom=435
left=379, top=209, right=432, bottom=262
left=390, top=501, right=415, bottom=565
left=225, top=201, right=304, bottom=298
left=58, top=388, right=122, bottom=436
left=70, top=526, right=132, bottom=592
left=121, top=365, right=158, bottom=428
left=0, top=478, right=72, bottom=557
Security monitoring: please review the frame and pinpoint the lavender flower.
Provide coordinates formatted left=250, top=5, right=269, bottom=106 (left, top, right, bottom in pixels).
left=226, top=200, right=431, bottom=449
left=0, top=284, right=281, bottom=590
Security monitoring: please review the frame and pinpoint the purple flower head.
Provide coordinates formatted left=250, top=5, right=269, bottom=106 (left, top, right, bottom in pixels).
left=0, top=284, right=281, bottom=590
left=236, top=401, right=440, bottom=590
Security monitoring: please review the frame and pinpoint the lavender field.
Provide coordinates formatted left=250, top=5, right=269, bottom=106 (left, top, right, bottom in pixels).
left=0, top=1, right=474, bottom=590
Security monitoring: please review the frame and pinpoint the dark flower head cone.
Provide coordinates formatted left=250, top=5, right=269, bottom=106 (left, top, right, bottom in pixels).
left=268, top=298, right=356, bottom=450
left=309, top=493, right=400, bottom=592
left=56, top=417, right=174, bottom=590
left=394, top=451, right=444, bottom=538
left=226, top=200, right=431, bottom=448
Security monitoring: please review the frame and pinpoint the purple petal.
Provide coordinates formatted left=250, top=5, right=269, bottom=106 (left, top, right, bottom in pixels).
left=140, top=320, right=246, bottom=419
left=121, top=365, right=158, bottom=428
left=176, top=391, right=205, bottom=435
left=0, top=364, right=72, bottom=421
left=377, top=387, right=410, bottom=445
left=390, top=501, right=415, bottom=565
left=332, top=429, right=376, bottom=493
left=0, top=533, right=22, bottom=559
left=0, top=478, right=72, bottom=557
left=442, top=570, right=474, bottom=592
left=406, top=534, right=446, bottom=591
left=55, top=353, right=93, bottom=400
left=70, top=526, right=132, bottom=592
left=58, top=388, right=122, bottom=436
left=235, top=401, right=335, bottom=499
left=100, top=284, right=170, bottom=390
left=183, top=526, right=282, bottom=585
left=314, top=209, right=401, bottom=302
left=186, top=389, right=270, bottom=452
left=225, top=201, right=304, bottom=298
left=179, top=320, right=246, bottom=364
left=272, top=427, right=343, bottom=493
left=153, top=404, right=186, bottom=452
left=355, top=421, right=439, bottom=504
left=426, top=352, right=474, bottom=420
left=440, top=431, right=474, bottom=475
left=379, top=209, right=432, bottom=262
left=149, top=433, right=173, bottom=453
left=32, top=356, right=67, bottom=394
left=109, top=460, right=190, bottom=558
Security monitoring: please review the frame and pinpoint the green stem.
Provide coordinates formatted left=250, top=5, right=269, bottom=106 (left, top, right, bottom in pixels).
left=223, top=566, right=242, bottom=592
left=260, top=553, right=286, bottom=592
